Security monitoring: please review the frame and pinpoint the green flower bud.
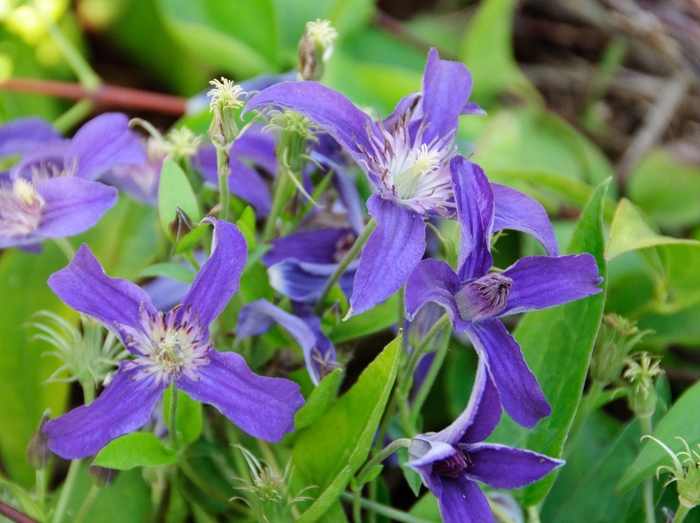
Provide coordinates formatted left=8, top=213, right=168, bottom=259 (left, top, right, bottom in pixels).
left=624, top=352, right=662, bottom=419
left=590, top=314, right=651, bottom=385
left=26, top=411, right=50, bottom=470
left=264, top=109, right=318, bottom=173
left=645, top=436, right=700, bottom=509
left=88, top=462, right=118, bottom=488
left=298, top=19, right=338, bottom=81
left=207, top=77, right=245, bottom=148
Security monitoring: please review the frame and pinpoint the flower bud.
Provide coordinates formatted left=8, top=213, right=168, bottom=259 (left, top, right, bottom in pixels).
left=298, top=19, right=338, bottom=81
left=645, top=436, right=700, bottom=509
left=624, top=352, right=662, bottom=419
left=88, top=462, right=119, bottom=488
left=207, top=77, right=245, bottom=148
left=264, top=110, right=318, bottom=173
left=590, top=314, right=651, bottom=385
left=26, top=411, right=50, bottom=470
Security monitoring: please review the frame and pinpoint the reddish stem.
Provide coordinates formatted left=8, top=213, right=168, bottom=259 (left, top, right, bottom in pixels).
left=0, top=78, right=187, bottom=115
left=0, top=501, right=40, bottom=523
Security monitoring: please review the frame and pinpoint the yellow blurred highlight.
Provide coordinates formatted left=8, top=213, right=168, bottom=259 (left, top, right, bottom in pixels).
left=35, top=35, right=62, bottom=66
left=0, top=53, right=13, bottom=81
left=77, top=0, right=122, bottom=31
left=3, top=0, right=68, bottom=45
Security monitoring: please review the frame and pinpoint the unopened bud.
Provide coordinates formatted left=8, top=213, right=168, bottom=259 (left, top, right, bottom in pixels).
left=590, top=314, right=651, bottom=385
left=27, top=411, right=50, bottom=470
left=298, top=19, right=337, bottom=81
left=624, top=352, right=662, bottom=419
left=264, top=110, right=318, bottom=173
left=88, top=462, right=119, bottom=488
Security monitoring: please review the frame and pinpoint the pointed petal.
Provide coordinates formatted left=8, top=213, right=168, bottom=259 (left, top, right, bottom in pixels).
left=48, top=244, right=156, bottom=335
left=499, top=254, right=602, bottom=317
left=43, top=364, right=164, bottom=459
left=466, top=444, right=564, bottom=489
left=243, top=81, right=378, bottom=166
left=438, top=476, right=493, bottom=523
left=66, top=113, right=147, bottom=181
left=350, top=195, right=426, bottom=315
left=404, top=259, right=462, bottom=327
left=181, top=219, right=246, bottom=326
left=460, top=102, right=486, bottom=116
left=176, top=350, right=304, bottom=442
left=35, top=177, right=118, bottom=238
left=465, top=320, right=551, bottom=428
left=421, top=48, right=474, bottom=146
left=383, top=92, right=421, bottom=130
left=433, top=359, right=502, bottom=445
left=451, top=156, right=493, bottom=281
left=0, top=117, right=59, bottom=158
left=492, top=183, right=559, bottom=256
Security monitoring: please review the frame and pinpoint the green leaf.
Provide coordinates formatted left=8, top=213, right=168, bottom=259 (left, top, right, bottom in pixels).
left=0, top=475, right=45, bottom=522
left=158, top=159, right=201, bottom=242
left=618, top=379, right=700, bottom=492
left=292, top=335, right=401, bottom=523
left=163, top=389, right=203, bottom=445
left=294, top=368, right=344, bottom=431
left=491, top=179, right=609, bottom=506
left=139, top=262, right=195, bottom=283
left=174, top=222, right=209, bottom=255
left=328, top=294, right=398, bottom=343
left=93, top=433, right=177, bottom=470
left=0, top=243, right=69, bottom=485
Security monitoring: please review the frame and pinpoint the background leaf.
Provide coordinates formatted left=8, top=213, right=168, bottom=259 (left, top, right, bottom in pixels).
left=93, top=432, right=177, bottom=470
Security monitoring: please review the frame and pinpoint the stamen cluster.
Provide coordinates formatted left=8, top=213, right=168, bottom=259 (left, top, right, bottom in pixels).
left=0, top=178, right=45, bottom=237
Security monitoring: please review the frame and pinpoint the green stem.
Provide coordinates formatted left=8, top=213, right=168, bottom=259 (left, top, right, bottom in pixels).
left=640, top=415, right=656, bottom=523
left=38, top=10, right=100, bottom=90
left=216, top=146, right=231, bottom=221
left=81, top=381, right=95, bottom=405
left=73, top=485, right=100, bottom=523
left=397, top=286, right=405, bottom=327
left=263, top=164, right=292, bottom=241
left=527, top=505, right=542, bottom=523
left=353, top=490, right=362, bottom=523
left=52, top=459, right=81, bottom=523
left=314, top=218, right=377, bottom=315
left=53, top=100, right=94, bottom=133
left=35, top=470, right=45, bottom=513
left=53, top=238, right=75, bottom=262
left=409, top=325, right=451, bottom=430
left=401, top=314, right=451, bottom=393
left=355, top=439, right=411, bottom=488
left=339, top=492, right=434, bottom=523
left=169, top=383, right=179, bottom=451
left=672, top=505, right=691, bottom=523
left=183, top=251, right=201, bottom=272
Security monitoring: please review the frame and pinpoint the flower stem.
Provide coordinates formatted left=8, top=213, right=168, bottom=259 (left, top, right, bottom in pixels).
left=355, top=439, right=411, bottom=488
left=53, top=100, right=94, bottom=133
left=216, top=146, right=231, bottom=221
left=672, top=505, right=690, bottom=523
left=402, top=314, right=451, bottom=390
left=52, top=459, right=81, bottom=523
left=409, top=326, right=451, bottom=429
left=0, top=501, right=40, bottom=523
left=169, top=383, right=179, bottom=451
left=35, top=469, right=45, bottom=513
left=640, top=415, right=657, bottom=523
left=263, top=164, right=293, bottom=242
left=314, top=217, right=377, bottom=315
left=53, top=238, right=75, bottom=262
left=340, top=492, right=434, bottom=523
left=73, top=485, right=100, bottom=523
left=81, top=381, right=95, bottom=405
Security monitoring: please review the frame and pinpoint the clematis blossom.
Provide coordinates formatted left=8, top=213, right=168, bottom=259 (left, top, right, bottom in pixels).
left=43, top=219, right=304, bottom=459
left=0, top=113, right=145, bottom=250
left=405, top=156, right=602, bottom=427
left=243, top=49, right=485, bottom=315
left=406, top=359, right=563, bottom=523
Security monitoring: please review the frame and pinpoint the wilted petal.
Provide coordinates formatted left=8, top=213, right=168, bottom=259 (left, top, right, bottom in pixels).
left=43, top=364, right=164, bottom=459
left=35, top=177, right=118, bottom=238
left=65, top=113, right=146, bottom=181
left=465, top=320, right=550, bottom=428
left=492, top=183, right=559, bottom=256
left=421, top=48, right=473, bottom=146
left=0, top=117, right=59, bottom=159
left=350, top=195, right=426, bottom=315
left=466, top=444, right=563, bottom=490
left=176, top=350, right=304, bottom=442
left=451, top=156, right=493, bottom=281
left=48, top=244, right=156, bottom=340
left=439, top=476, right=493, bottom=523
left=499, top=254, right=602, bottom=317
left=405, top=259, right=462, bottom=327
left=243, top=81, right=378, bottom=166
left=181, top=219, right=247, bottom=327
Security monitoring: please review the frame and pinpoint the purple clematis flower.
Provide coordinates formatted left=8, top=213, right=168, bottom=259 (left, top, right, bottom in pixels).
left=243, top=48, right=485, bottom=315
left=406, top=359, right=563, bottom=523
left=236, top=299, right=337, bottom=385
left=0, top=113, right=146, bottom=250
left=405, top=156, right=602, bottom=428
left=43, top=219, right=304, bottom=459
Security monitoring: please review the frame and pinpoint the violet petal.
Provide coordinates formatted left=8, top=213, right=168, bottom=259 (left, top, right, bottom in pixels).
left=0, top=117, right=59, bottom=159
left=262, top=228, right=354, bottom=265
left=465, top=320, right=551, bottom=428
left=492, top=183, right=559, bottom=256
left=438, top=476, right=494, bottom=523
left=43, top=364, right=164, bottom=459
left=499, top=254, right=602, bottom=317
left=350, top=195, right=426, bottom=315
left=175, top=350, right=304, bottom=442
left=35, top=177, right=118, bottom=238
left=10, top=140, right=70, bottom=180
left=267, top=260, right=356, bottom=303
left=404, top=259, right=463, bottom=327
left=181, top=219, right=247, bottom=327
left=229, top=156, right=272, bottom=216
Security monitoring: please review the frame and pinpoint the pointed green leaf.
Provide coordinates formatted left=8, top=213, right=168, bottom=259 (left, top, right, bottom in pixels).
left=293, top=335, right=401, bottom=523
left=294, top=368, right=344, bottom=431
left=158, top=159, right=201, bottom=242
left=0, top=476, right=45, bottom=521
left=93, top=432, right=176, bottom=470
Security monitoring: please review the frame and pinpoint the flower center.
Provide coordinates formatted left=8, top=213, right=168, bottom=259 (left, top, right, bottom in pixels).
left=121, top=305, right=212, bottom=386
left=0, top=178, right=45, bottom=237
left=434, top=448, right=473, bottom=478
left=455, top=273, right=514, bottom=322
